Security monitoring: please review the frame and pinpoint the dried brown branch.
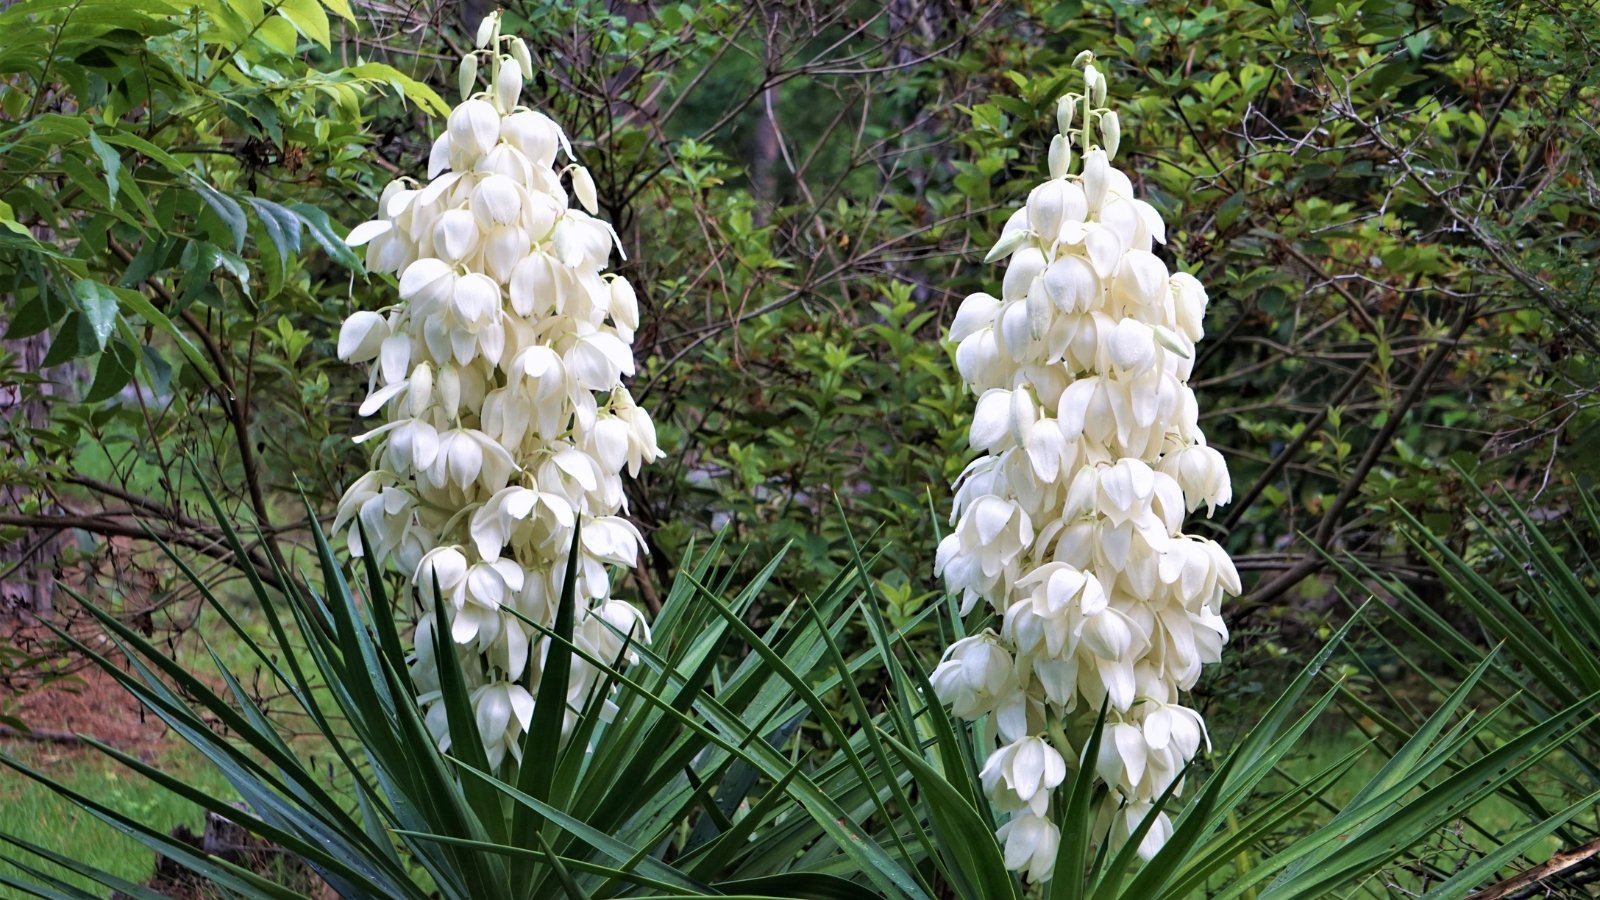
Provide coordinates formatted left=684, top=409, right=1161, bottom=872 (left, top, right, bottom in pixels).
left=1466, top=836, right=1600, bottom=900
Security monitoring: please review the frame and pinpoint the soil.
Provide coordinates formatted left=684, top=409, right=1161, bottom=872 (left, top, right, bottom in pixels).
left=3, top=668, right=173, bottom=754
left=1, top=620, right=176, bottom=757
left=0, top=619, right=334, bottom=898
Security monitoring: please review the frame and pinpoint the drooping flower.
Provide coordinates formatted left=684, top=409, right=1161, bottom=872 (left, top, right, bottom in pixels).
left=333, top=12, right=663, bottom=768
left=933, top=53, right=1239, bottom=881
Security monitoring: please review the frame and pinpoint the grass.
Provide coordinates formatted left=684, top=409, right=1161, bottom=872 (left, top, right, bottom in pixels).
left=0, top=587, right=345, bottom=900
left=0, top=739, right=238, bottom=898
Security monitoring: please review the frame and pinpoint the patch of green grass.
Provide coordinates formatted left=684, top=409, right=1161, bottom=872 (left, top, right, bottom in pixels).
left=0, top=738, right=239, bottom=898
left=0, top=593, right=347, bottom=898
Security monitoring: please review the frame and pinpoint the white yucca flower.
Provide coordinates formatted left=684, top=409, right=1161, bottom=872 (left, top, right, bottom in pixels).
left=933, top=54, right=1239, bottom=881
left=333, top=12, right=663, bottom=771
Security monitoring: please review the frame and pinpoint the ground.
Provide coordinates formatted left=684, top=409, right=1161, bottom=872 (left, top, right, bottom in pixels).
left=0, top=613, right=244, bottom=898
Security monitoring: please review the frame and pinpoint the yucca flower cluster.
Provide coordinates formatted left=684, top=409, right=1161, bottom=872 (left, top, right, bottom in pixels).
left=333, top=13, right=662, bottom=770
left=931, top=54, right=1239, bottom=881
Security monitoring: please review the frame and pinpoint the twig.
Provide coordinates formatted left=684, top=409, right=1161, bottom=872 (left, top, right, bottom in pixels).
left=0, top=724, right=126, bottom=748
left=1466, top=835, right=1600, bottom=900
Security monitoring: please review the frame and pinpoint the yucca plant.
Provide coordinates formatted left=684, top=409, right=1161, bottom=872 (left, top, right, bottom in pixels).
left=2, top=480, right=1597, bottom=899
left=1326, top=471, right=1600, bottom=896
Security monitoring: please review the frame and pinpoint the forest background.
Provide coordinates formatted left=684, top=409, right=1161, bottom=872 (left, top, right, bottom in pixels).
left=0, top=0, right=1598, bottom=895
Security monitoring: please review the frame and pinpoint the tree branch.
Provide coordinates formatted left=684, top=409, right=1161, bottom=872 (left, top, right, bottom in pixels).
left=1466, top=835, right=1600, bottom=900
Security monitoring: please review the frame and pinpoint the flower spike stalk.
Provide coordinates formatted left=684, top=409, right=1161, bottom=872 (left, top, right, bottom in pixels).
left=334, top=12, right=663, bottom=770
left=933, top=54, right=1238, bottom=881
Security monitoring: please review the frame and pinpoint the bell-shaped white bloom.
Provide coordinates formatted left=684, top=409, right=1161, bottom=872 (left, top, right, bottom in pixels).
left=338, top=311, right=391, bottom=362
left=472, top=681, right=535, bottom=769
left=929, top=632, right=1017, bottom=720
left=448, top=99, right=502, bottom=162
left=936, top=55, right=1239, bottom=880
left=335, top=12, right=664, bottom=773
left=997, top=814, right=1061, bottom=883
left=981, top=736, right=1068, bottom=816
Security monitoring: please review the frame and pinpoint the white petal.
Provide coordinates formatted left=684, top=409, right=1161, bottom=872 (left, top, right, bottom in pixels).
left=344, top=219, right=392, bottom=248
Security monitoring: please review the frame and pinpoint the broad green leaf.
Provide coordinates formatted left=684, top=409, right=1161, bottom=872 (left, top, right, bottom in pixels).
left=5, top=293, right=56, bottom=339
left=189, top=180, right=248, bottom=253
left=255, top=12, right=300, bottom=55
left=346, top=62, right=451, bottom=116
left=41, top=312, right=98, bottom=366
left=72, top=279, right=118, bottom=351
left=279, top=0, right=330, bottom=48
left=109, top=284, right=222, bottom=386
left=0, top=197, right=29, bottom=235
left=83, top=336, right=136, bottom=402
left=290, top=202, right=364, bottom=271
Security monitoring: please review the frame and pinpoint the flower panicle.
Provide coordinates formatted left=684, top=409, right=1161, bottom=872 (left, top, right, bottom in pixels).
left=933, top=54, right=1239, bottom=881
left=333, top=11, right=663, bottom=770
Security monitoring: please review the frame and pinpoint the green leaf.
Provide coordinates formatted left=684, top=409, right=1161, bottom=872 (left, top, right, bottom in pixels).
left=86, top=130, right=120, bottom=209
left=255, top=13, right=300, bottom=55
left=84, top=337, right=136, bottom=402
left=4, top=293, right=56, bottom=339
left=190, top=180, right=248, bottom=253
left=1420, top=790, right=1600, bottom=900
left=718, top=874, right=885, bottom=899
left=109, top=285, right=222, bottom=386
left=878, top=730, right=1018, bottom=900
left=0, top=197, right=29, bottom=235
left=511, top=524, right=581, bottom=898
left=41, top=312, right=98, bottom=367
left=248, top=196, right=303, bottom=258
left=279, top=0, right=330, bottom=48
left=289, top=202, right=363, bottom=271
left=345, top=62, right=451, bottom=117
left=534, top=831, right=591, bottom=900
left=72, top=279, right=118, bottom=351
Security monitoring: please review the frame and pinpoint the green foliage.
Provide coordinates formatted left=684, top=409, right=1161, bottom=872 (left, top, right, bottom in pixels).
left=0, top=0, right=440, bottom=585
left=450, top=0, right=1600, bottom=634
left=2, top=494, right=1596, bottom=897
left=1329, top=473, right=1600, bottom=887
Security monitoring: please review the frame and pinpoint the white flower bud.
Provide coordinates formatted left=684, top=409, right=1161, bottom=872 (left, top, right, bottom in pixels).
left=1081, top=147, right=1110, bottom=213
left=458, top=53, right=478, bottom=101
left=337, top=311, right=389, bottom=362
left=1085, top=63, right=1106, bottom=106
left=433, top=209, right=481, bottom=263
left=399, top=258, right=456, bottom=305
left=470, top=174, right=523, bottom=229
left=997, top=814, right=1059, bottom=883
left=570, top=165, right=599, bottom=215
left=982, top=737, right=1067, bottom=816
left=1101, top=111, right=1121, bottom=159
left=609, top=276, right=639, bottom=331
left=452, top=273, right=501, bottom=330
left=502, top=110, right=563, bottom=168
left=510, top=38, right=533, bottom=80
left=1048, top=133, right=1071, bottom=180
left=448, top=99, right=501, bottom=162
left=1056, top=94, right=1075, bottom=137
left=495, top=55, right=523, bottom=113
left=474, top=12, right=497, bottom=49
left=436, top=364, right=461, bottom=420
left=985, top=227, right=1035, bottom=265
